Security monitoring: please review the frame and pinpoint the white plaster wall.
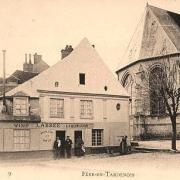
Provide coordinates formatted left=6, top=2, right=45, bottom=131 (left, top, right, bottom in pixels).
left=40, top=94, right=129, bottom=125
left=106, top=99, right=129, bottom=123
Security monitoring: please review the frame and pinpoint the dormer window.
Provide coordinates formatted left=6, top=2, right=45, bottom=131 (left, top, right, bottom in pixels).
left=13, top=97, right=29, bottom=116
left=79, top=73, right=85, bottom=85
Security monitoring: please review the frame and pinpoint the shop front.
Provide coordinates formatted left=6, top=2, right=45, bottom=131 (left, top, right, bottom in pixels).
left=0, top=122, right=94, bottom=152
left=0, top=121, right=128, bottom=154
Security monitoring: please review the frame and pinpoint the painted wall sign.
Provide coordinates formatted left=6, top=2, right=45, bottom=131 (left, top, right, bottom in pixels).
left=13, top=123, right=29, bottom=128
left=37, top=122, right=93, bottom=129
left=40, top=130, right=54, bottom=143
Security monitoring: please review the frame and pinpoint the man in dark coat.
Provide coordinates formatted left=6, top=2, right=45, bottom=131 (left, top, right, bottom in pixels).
left=65, top=136, right=73, bottom=158
left=60, top=139, right=65, bottom=158
left=120, top=136, right=127, bottom=155
left=75, top=136, right=84, bottom=157
left=53, top=137, right=61, bottom=159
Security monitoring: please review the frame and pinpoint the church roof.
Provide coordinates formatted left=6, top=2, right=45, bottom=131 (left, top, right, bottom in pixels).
left=6, top=38, right=129, bottom=98
left=149, top=5, right=180, bottom=51
left=117, top=4, right=180, bottom=72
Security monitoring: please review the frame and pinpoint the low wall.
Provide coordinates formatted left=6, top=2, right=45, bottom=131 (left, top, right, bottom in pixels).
left=133, top=115, right=180, bottom=140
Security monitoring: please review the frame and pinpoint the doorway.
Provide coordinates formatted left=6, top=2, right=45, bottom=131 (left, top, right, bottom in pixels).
left=56, top=131, right=66, bottom=142
left=56, top=131, right=66, bottom=157
left=74, top=130, right=82, bottom=147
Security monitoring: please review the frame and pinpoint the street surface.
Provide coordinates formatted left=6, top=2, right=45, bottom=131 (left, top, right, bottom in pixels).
left=0, top=152, right=180, bottom=180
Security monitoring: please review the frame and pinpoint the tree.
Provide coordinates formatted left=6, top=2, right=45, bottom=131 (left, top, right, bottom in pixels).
left=139, top=59, right=180, bottom=151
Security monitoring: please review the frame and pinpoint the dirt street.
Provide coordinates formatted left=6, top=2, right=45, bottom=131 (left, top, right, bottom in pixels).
left=0, top=152, right=180, bottom=180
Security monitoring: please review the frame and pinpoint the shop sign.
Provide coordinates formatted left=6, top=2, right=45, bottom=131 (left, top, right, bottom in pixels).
left=40, top=130, right=54, bottom=143
left=13, top=123, right=29, bottom=128
left=37, top=122, right=93, bottom=129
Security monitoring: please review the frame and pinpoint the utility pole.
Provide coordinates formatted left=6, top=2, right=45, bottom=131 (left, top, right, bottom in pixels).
left=2, top=50, right=6, bottom=107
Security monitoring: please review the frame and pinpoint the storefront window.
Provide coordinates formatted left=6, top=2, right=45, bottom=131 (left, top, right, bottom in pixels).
left=13, top=97, right=29, bottom=116
left=80, top=100, right=93, bottom=119
left=14, top=130, right=30, bottom=150
left=50, top=98, right=64, bottom=118
left=92, top=129, right=103, bottom=146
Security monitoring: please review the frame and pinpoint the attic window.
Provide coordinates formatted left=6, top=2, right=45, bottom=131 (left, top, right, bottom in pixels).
left=104, top=86, right=108, bottom=91
left=55, top=82, right=59, bottom=87
left=116, top=103, right=121, bottom=111
left=79, top=73, right=85, bottom=85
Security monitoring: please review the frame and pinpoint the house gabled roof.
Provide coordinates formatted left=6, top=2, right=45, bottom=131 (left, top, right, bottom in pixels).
left=13, top=91, right=29, bottom=97
left=6, top=70, right=38, bottom=84
left=6, top=38, right=129, bottom=98
left=117, top=4, right=180, bottom=72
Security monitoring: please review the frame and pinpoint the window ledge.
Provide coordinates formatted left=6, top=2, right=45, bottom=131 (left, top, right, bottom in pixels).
left=91, top=145, right=104, bottom=148
left=0, top=114, right=41, bottom=122
left=50, top=116, right=64, bottom=119
left=80, top=117, right=93, bottom=120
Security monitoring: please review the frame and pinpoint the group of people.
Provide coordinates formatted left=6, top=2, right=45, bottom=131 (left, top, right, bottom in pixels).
left=53, top=136, right=73, bottom=159
left=53, top=136, right=85, bottom=159
left=54, top=135, right=129, bottom=159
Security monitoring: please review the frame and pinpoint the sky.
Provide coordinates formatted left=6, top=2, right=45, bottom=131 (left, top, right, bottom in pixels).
left=0, top=0, right=180, bottom=77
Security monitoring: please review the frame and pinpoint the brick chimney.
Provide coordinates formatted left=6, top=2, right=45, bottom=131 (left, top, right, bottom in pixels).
left=23, top=53, right=33, bottom=72
left=61, top=45, right=73, bottom=60
left=34, top=53, right=42, bottom=64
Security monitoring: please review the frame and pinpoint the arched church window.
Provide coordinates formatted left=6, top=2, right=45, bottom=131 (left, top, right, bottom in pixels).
left=122, top=73, right=132, bottom=87
left=149, top=67, right=166, bottom=116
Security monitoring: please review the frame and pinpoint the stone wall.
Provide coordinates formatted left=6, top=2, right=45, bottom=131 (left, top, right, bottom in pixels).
left=117, top=53, right=180, bottom=139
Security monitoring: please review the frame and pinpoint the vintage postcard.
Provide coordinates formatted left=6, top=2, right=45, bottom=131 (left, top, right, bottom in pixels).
left=0, top=0, right=180, bottom=180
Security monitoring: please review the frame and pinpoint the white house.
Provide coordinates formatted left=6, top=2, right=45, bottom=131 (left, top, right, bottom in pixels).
left=0, top=38, right=130, bottom=153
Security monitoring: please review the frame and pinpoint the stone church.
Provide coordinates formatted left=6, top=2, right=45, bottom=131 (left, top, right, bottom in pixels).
left=116, top=4, right=180, bottom=139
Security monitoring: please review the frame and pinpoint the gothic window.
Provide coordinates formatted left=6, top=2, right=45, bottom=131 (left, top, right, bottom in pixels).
left=122, top=73, right=132, bottom=87
left=149, top=67, right=166, bottom=116
left=135, top=99, right=141, bottom=114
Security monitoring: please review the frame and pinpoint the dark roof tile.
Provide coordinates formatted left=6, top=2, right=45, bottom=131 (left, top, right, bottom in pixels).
left=6, top=70, right=38, bottom=84
left=149, top=5, right=180, bottom=51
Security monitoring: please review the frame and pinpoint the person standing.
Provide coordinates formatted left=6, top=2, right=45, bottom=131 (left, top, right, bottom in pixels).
left=120, top=136, right=127, bottom=155
left=75, top=136, right=84, bottom=157
left=65, top=136, right=73, bottom=158
left=60, top=138, right=65, bottom=158
left=53, top=137, right=61, bottom=159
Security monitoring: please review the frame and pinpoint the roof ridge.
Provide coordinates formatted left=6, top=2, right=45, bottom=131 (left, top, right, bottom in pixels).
left=148, top=4, right=180, bottom=15
left=5, top=38, right=129, bottom=97
left=148, top=4, right=180, bottom=51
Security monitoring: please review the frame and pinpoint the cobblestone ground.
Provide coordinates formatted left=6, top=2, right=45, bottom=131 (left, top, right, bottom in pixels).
left=0, top=152, right=180, bottom=180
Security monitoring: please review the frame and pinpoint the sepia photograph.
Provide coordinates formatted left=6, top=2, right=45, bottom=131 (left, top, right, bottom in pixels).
left=0, top=0, right=180, bottom=179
